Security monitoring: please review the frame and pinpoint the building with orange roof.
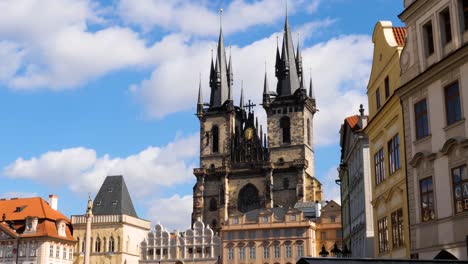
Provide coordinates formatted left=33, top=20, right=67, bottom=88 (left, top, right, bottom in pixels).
left=338, top=105, right=374, bottom=258
left=0, top=195, right=75, bottom=263
left=364, top=20, right=409, bottom=258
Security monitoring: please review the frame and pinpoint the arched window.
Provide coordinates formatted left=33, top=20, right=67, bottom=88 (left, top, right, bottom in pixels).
left=109, top=237, right=115, bottom=253
left=280, top=116, right=291, bottom=143
left=209, top=198, right=217, bottom=211
left=307, top=118, right=311, bottom=146
left=95, top=237, right=101, bottom=253
left=283, top=178, right=289, bottom=189
left=212, top=126, right=219, bottom=153
left=238, top=184, right=260, bottom=213
left=211, top=219, right=217, bottom=228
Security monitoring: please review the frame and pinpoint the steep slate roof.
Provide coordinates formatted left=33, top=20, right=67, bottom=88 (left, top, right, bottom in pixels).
left=92, top=175, right=138, bottom=218
left=0, top=197, right=74, bottom=241
left=392, top=27, right=406, bottom=46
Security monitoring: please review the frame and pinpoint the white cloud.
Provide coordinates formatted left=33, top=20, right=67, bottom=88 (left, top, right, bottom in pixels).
left=3, top=134, right=199, bottom=197
left=317, top=166, right=341, bottom=204
left=0, top=191, right=39, bottom=199
left=117, top=0, right=310, bottom=36
left=0, top=41, right=25, bottom=81
left=145, top=194, right=193, bottom=231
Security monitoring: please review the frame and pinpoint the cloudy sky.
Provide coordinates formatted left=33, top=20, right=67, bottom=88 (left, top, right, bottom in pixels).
left=0, top=0, right=404, bottom=231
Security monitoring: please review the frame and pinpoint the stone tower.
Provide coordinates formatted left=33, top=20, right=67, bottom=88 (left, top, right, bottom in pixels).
left=193, top=14, right=322, bottom=232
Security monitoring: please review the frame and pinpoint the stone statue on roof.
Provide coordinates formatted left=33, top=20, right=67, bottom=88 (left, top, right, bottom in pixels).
left=86, top=194, right=93, bottom=214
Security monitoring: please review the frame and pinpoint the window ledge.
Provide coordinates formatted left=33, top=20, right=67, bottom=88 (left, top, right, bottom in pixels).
left=413, top=134, right=432, bottom=145
left=443, top=118, right=465, bottom=131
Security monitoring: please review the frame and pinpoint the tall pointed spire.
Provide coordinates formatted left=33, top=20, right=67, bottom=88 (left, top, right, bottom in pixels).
left=296, top=33, right=303, bottom=80
left=275, top=35, right=281, bottom=78
left=275, top=10, right=300, bottom=96
left=263, top=71, right=269, bottom=95
left=240, top=81, right=245, bottom=110
left=309, top=76, right=315, bottom=99
left=209, top=8, right=230, bottom=108
left=198, top=75, right=203, bottom=105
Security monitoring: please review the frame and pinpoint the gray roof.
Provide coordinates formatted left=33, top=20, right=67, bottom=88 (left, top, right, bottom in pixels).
left=245, top=207, right=287, bottom=222
left=92, top=175, right=138, bottom=218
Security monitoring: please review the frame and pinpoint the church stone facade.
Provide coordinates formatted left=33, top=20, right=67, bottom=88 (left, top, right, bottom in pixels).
left=192, top=15, right=323, bottom=232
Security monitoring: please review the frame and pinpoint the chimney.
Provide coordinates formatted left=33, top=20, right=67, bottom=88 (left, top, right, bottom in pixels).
left=49, top=194, right=58, bottom=210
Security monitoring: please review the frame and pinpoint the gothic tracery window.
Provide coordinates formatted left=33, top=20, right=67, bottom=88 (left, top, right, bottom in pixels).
left=307, top=118, right=311, bottom=146
left=238, top=184, right=260, bottom=213
left=280, top=116, right=291, bottom=143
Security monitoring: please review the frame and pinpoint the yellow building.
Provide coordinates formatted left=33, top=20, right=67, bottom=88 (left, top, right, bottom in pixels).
left=365, top=21, right=410, bottom=258
left=71, top=176, right=150, bottom=264
left=314, top=201, right=343, bottom=257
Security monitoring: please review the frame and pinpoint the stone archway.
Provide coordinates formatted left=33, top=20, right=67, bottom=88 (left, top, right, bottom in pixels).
left=238, top=184, right=260, bottom=213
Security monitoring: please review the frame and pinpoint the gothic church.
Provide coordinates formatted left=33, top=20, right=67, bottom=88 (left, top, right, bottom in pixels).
left=193, top=14, right=323, bottom=232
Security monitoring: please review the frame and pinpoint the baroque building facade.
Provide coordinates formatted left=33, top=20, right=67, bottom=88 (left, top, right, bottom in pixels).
left=0, top=195, right=75, bottom=264
left=72, top=175, right=150, bottom=264
left=221, top=200, right=342, bottom=264
left=338, top=106, right=374, bottom=258
left=193, top=13, right=322, bottom=232
left=398, top=0, right=468, bottom=260
left=365, top=21, right=409, bottom=258
left=140, top=220, right=221, bottom=264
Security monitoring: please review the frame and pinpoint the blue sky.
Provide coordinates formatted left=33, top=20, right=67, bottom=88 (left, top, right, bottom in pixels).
left=0, top=0, right=404, bottom=230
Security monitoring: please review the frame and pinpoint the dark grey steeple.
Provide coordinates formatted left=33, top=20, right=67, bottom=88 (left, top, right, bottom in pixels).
left=309, top=76, right=315, bottom=99
left=296, top=39, right=303, bottom=81
left=92, top=175, right=138, bottom=218
left=209, top=24, right=230, bottom=107
left=197, top=76, right=204, bottom=118
left=240, top=84, right=244, bottom=110
left=275, top=14, right=301, bottom=96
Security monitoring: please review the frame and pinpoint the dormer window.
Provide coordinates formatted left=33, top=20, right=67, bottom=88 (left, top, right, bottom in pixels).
left=56, top=220, right=66, bottom=237
left=25, top=217, right=38, bottom=233
left=290, top=215, right=296, bottom=221
left=112, top=200, right=118, bottom=206
left=262, top=216, right=268, bottom=223
left=232, top=217, right=239, bottom=224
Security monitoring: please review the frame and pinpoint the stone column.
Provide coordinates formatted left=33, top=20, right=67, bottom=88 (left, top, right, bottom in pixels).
left=84, top=195, right=93, bottom=264
left=265, top=168, right=274, bottom=208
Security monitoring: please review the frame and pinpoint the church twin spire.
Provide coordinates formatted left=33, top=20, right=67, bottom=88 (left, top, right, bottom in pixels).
left=200, top=9, right=315, bottom=114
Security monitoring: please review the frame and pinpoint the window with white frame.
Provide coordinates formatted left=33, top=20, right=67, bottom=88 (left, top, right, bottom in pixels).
left=297, top=244, right=304, bottom=257
left=263, top=246, right=269, bottom=258
left=285, top=244, right=292, bottom=258
left=274, top=245, right=280, bottom=258
left=239, top=247, right=245, bottom=259
left=249, top=246, right=256, bottom=259
left=228, top=247, right=234, bottom=260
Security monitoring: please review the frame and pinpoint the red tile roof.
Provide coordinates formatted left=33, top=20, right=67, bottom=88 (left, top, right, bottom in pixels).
left=345, top=115, right=360, bottom=131
left=392, top=27, right=406, bottom=46
left=0, top=197, right=74, bottom=241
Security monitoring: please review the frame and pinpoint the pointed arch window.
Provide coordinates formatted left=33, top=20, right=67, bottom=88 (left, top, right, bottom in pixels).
left=212, top=126, right=219, bottom=153
left=108, top=237, right=115, bottom=253
left=209, top=198, right=217, bottom=211
left=307, top=118, right=311, bottom=146
left=95, top=237, right=101, bottom=253
left=280, top=116, right=291, bottom=143
left=238, top=184, right=260, bottom=213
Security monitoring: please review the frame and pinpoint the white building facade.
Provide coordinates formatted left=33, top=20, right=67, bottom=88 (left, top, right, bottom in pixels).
left=140, top=220, right=221, bottom=264
left=339, top=109, right=374, bottom=258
